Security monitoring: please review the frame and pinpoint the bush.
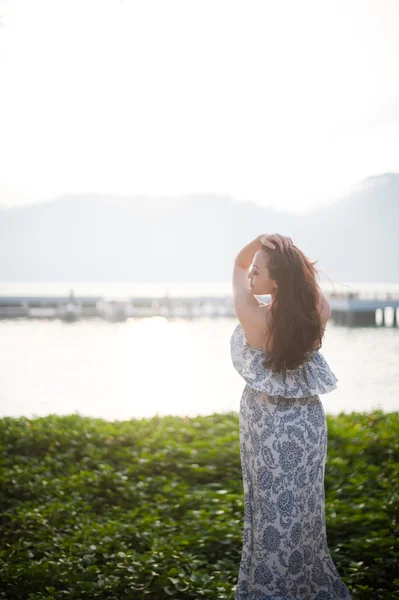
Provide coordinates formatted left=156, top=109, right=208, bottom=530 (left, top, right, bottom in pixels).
left=0, top=410, right=398, bottom=599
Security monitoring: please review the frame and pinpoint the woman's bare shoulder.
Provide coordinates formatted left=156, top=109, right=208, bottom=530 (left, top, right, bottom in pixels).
left=240, top=304, right=272, bottom=350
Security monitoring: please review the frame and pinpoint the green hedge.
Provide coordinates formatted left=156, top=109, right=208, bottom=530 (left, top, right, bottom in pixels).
left=0, top=410, right=398, bottom=599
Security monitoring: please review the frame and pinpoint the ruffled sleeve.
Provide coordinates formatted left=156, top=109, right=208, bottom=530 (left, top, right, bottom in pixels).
left=230, top=322, right=338, bottom=398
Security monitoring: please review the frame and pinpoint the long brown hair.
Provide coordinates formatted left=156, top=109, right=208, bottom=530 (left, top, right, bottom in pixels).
left=261, top=244, right=323, bottom=372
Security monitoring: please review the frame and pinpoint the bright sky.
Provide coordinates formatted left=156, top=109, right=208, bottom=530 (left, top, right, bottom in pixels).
left=0, top=0, right=398, bottom=212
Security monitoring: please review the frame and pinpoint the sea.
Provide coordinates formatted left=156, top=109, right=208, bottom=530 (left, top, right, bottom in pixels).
left=0, top=281, right=398, bottom=420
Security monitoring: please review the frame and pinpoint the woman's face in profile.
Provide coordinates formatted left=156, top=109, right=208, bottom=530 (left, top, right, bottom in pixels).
left=248, top=250, right=277, bottom=296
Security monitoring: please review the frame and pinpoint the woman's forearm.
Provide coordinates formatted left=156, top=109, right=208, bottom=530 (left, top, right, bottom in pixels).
left=234, top=235, right=263, bottom=268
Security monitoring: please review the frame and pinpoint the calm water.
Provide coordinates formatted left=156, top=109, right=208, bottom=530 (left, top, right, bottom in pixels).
left=2, top=280, right=399, bottom=299
left=0, top=309, right=398, bottom=420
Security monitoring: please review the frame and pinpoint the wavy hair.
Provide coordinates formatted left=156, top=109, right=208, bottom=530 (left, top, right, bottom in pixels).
left=261, top=244, right=323, bottom=372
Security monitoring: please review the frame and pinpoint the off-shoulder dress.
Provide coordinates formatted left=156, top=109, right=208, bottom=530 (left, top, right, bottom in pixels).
left=230, top=322, right=352, bottom=600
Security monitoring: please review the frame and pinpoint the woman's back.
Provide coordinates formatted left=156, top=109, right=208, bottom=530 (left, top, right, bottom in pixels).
left=230, top=320, right=338, bottom=398
left=242, top=290, right=331, bottom=356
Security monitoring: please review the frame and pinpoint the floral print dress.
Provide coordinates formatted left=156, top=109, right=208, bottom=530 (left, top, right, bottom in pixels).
left=230, top=323, right=352, bottom=600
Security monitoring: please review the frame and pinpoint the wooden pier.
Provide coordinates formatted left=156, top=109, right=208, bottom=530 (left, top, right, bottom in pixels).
left=0, top=289, right=398, bottom=326
left=329, top=293, right=399, bottom=327
left=0, top=293, right=236, bottom=321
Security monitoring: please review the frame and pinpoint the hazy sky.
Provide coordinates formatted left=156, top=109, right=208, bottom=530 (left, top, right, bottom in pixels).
left=0, top=0, right=398, bottom=211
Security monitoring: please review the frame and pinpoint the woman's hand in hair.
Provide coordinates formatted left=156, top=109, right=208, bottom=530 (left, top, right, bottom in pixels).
left=259, top=233, right=293, bottom=252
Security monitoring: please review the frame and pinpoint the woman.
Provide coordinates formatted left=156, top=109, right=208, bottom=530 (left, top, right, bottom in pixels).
left=230, top=233, right=351, bottom=600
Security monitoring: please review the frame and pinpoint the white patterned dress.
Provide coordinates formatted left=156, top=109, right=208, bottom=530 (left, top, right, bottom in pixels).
left=230, top=323, right=352, bottom=600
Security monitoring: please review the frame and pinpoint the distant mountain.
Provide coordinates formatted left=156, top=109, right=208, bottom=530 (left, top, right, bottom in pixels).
left=1, top=174, right=398, bottom=283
